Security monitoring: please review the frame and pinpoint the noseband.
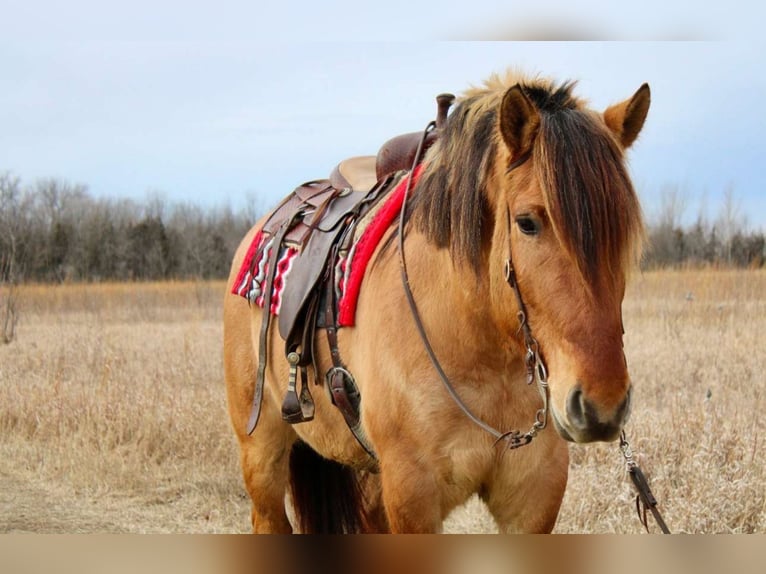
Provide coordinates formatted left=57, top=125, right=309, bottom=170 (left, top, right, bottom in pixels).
left=397, top=121, right=549, bottom=450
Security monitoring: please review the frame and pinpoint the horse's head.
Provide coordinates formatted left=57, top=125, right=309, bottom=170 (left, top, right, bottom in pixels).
left=412, top=73, right=649, bottom=444
left=492, top=79, right=650, bottom=443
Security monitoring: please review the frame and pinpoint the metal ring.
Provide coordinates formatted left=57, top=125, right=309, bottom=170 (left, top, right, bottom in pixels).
left=535, top=358, right=548, bottom=382
left=504, top=259, right=512, bottom=282
left=325, top=365, right=354, bottom=384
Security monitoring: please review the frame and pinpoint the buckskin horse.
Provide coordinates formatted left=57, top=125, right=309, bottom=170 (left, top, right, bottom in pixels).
left=223, top=71, right=650, bottom=533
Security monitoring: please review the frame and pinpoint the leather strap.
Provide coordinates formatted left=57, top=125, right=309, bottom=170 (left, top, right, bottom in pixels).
left=298, top=187, right=343, bottom=247
left=396, top=125, right=509, bottom=440
left=247, top=216, right=296, bottom=435
left=280, top=291, right=320, bottom=424
left=323, top=243, right=378, bottom=461
left=397, top=121, right=549, bottom=449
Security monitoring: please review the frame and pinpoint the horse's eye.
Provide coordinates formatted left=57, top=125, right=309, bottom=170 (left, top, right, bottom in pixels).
left=516, top=215, right=540, bottom=236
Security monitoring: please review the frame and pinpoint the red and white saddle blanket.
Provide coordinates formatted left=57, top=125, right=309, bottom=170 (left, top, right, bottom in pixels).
left=232, top=166, right=423, bottom=327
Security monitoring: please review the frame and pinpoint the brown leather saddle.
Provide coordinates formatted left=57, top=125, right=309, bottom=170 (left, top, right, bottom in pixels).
left=261, top=156, right=379, bottom=342
left=245, top=93, right=456, bottom=458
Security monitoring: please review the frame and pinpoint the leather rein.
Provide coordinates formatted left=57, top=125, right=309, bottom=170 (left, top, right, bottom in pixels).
left=396, top=121, right=549, bottom=450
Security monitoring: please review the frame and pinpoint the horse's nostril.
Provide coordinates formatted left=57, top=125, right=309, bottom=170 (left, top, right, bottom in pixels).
left=617, top=388, right=632, bottom=423
left=566, top=385, right=587, bottom=429
left=563, top=383, right=631, bottom=442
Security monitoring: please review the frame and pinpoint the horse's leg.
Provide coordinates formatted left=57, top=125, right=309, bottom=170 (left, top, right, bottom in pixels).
left=228, top=361, right=296, bottom=532
left=377, top=449, right=444, bottom=533
left=224, top=289, right=296, bottom=533
left=236, top=403, right=297, bottom=533
left=482, top=438, right=569, bottom=533
left=357, top=471, right=390, bottom=533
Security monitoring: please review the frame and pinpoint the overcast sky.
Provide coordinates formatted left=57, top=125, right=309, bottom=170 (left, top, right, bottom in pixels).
left=2, top=4, right=764, bottom=229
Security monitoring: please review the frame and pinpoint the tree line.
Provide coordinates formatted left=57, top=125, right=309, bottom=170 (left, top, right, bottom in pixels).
left=644, top=185, right=764, bottom=269
left=1, top=173, right=259, bottom=283
left=1, top=173, right=764, bottom=287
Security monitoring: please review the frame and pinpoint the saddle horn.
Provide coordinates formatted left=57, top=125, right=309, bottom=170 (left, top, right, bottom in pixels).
left=435, top=93, right=455, bottom=129
left=375, top=93, right=455, bottom=181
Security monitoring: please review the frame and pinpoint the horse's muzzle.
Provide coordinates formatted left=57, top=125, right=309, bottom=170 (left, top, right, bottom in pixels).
left=554, top=383, right=632, bottom=443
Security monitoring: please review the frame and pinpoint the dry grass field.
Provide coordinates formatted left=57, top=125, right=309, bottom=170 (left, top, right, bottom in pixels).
left=0, top=270, right=763, bottom=533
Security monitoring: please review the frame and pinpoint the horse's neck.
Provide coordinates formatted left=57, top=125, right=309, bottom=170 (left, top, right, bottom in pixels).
left=401, top=234, right=508, bottom=371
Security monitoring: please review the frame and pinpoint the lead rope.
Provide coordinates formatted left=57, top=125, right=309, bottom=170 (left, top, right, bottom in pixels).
left=396, top=122, right=549, bottom=450
left=619, top=431, right=671, bottom=533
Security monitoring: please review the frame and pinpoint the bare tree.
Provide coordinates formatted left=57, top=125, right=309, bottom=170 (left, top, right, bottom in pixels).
left=0, top=173, right=22, bottom=343
left=1, top=240, right=19, bottom=344
left=715, top=184, right=745, bottom=264
left=35, top=178, right=87, bottom=225
left=243, top=190, right=264, bottom=227
left=657, top=183, right=689, bottom=229
left=647, top=184, right=690, bottom=265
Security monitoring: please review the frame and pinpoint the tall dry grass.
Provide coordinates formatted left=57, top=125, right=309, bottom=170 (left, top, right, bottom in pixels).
left=0, top=281, right=245, bottom=533
left=0, top=271, right=763, bottom=533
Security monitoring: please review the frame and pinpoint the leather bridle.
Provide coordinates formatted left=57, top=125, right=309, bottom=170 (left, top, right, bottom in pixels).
left=397, top=121, right=549, bottom=450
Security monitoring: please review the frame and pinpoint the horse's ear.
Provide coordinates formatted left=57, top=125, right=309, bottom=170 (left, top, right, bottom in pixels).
left=499, top=85, right=540, bottom=165
left=604, top=83, right=651, bottom=149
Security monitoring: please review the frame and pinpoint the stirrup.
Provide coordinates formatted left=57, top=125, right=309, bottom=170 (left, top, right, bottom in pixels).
left=281, top=352, right=315, bottom=423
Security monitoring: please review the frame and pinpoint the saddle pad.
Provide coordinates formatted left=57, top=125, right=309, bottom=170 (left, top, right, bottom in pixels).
left=232, top=164, right=424, bottom=328
left=233, top=234, right=299, bottom=315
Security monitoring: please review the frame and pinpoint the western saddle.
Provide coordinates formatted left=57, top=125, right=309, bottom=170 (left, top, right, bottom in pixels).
left=245, top=93, right=455, bottom=458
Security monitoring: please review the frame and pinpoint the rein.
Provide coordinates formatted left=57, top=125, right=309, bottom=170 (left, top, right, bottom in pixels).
left=396, top=121, right=549, bottom=450
left=397, top=120, right=671, bottom=532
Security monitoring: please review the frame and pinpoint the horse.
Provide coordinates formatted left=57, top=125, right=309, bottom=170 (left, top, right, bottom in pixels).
left=223, top=70, right=650, bottom=533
